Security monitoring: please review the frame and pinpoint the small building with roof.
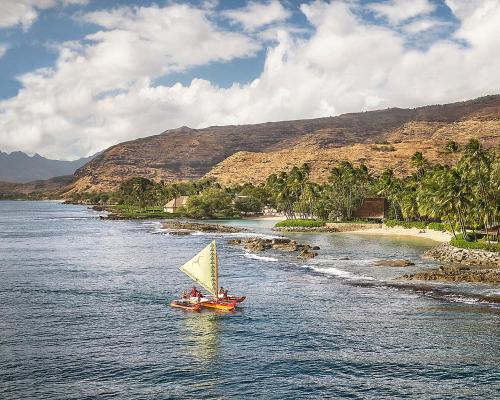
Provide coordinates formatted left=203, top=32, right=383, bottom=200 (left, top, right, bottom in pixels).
left=353, top=197, right=388, bottom=220
left=163, top=196, right=189, bottom=213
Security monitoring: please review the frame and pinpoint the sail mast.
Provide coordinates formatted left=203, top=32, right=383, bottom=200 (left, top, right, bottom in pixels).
left=179, top=240, right=218, bottom=297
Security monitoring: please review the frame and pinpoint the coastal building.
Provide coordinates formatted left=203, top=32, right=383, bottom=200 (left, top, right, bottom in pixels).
left=163, top=196, right=189, bottom=213
left=262, top=205, right=282, bottom=217
left=353, top=197, right=388, bottom=220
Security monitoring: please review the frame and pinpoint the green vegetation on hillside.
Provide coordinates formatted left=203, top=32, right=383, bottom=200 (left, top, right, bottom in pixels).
left=106, top=205, right=180, bottom=219
left=450, top=234, right=500, bottom=252
left=67, top=139, right=498, bottom=250
left=275, top=219, right=325, bottom=228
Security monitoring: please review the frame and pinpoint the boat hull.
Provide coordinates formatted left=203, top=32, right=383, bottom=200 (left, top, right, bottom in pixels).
left=225, top=295, right=246, bottom=303
left=199, top=300, right=237, bottom=311
left=211, top=295, right=246, bottom=303
left=170, top=300, right=202, bottom=312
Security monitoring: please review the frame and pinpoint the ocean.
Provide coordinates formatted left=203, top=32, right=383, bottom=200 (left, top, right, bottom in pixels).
left=0, top=201, right=498, bottom=399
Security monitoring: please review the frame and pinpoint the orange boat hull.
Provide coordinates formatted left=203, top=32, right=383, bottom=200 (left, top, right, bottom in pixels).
left=226, top=296, right=246, bottom=303
left=200, top=300, right=237, bottom=311
left=170, top=300, right=202, bottom=312
left=211, top=295, right=246, bottom=303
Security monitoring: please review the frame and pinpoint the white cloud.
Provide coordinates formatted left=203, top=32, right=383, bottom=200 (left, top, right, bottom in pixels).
left=0, top=44, right=8, bottom=58
left=367, top=0, right=436, bottom=25
left=402, top=18, right=445, bottom=33
left=0, top=3, right=260, bottom=159
left=81, top=4, right=259, bottom=76
left=222, top=0, right=291, bottom=32
left=0, top=0, right=88, bottom=30
left=1, top=1, right=500, bottom=160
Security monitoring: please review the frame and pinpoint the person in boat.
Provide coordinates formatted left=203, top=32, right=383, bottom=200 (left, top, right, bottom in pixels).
left=190, top=286, right=199, bottom=298
left=218, top=286, right=228, bottom=299
left=197, top=292, right=203, bottom=303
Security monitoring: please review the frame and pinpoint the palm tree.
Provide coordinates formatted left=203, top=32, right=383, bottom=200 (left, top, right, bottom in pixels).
left=444, top=140, right=460, bottom=154
left=411, top=151, right=428, bottom=179
left=377, top=169, right=401, bottom=219
left=462, top=138, right=493, bottom=240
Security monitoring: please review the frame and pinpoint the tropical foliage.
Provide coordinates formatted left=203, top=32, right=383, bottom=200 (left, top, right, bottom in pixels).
left=275, top=219, right=325, bottom=228
left=72, top=138, right=497, bottom=245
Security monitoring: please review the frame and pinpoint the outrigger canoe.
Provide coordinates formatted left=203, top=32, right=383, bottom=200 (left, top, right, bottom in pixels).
left=170, top=300, right=201, bottom=312
left=175, top=240, right=245, bottom=313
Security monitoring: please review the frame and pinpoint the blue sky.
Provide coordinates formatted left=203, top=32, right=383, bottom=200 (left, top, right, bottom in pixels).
left=0, top=0, right=459, bottom=99
left=0, top=1, right=498, bottom=159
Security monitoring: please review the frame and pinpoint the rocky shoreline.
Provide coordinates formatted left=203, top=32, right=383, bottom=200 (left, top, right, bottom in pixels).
left=397, top=243, right=500, bottom=284
left=161, top=221, right=246, bottom=235
left=423, top=243, right=500, bottom=268
left=273, top=223, right=380, bottom=233
left=228, top=237, right=320, bottom=259
left=402, top=264, right=500, bottom=284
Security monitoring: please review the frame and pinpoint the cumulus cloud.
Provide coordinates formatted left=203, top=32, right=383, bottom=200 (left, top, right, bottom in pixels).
left=402, top=18, right=446, bottom=34
left=0, top=3, right=260, bottom=158
left=81, top=4, right=259, bottom=76
left=367, top=0, right=436, bottom=25
left=222, top=0, right=291, bottom=32
left=0, top=0, right=88, bottom=30
left=1, top=1, right=500, bottom=160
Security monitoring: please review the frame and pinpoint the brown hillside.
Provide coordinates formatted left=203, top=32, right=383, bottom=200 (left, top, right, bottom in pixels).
left=65, top=95, right=500, bottom=192
left=0, top=176, right=74, bottom=197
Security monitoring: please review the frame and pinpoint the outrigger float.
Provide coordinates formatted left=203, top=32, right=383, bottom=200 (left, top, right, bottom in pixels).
left=171, top=240, right=245, bottom=312
left=170, top=300, right=202, bottom=312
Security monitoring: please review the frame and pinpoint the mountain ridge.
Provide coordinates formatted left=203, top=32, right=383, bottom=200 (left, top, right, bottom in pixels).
left=69, top=94, right=500, bottom=193
left=1, top=94, right=499, bottom=197
left=0, top=151, right=96, bottom=183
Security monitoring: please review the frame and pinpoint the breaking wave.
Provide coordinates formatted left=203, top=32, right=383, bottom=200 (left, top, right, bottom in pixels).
left=244, top=253, right=278, bottom=262
left=301, top=265, right=376, bottom=281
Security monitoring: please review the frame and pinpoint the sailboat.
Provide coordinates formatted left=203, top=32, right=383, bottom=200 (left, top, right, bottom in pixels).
left=173, top=240, right=243, bottom=312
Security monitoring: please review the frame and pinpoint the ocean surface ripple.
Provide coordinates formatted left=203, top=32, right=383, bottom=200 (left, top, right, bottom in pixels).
left=0, top=201, right=498, bottom=399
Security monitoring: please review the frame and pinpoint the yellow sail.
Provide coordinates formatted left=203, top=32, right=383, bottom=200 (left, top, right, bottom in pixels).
left=180, top=241, right=218, bottom=296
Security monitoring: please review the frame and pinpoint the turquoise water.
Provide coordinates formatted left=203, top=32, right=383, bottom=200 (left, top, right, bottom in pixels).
left=0, top=201, right=499, bottom=399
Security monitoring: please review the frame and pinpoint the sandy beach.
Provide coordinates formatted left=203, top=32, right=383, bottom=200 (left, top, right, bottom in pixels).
left=350, top=226, right=453, bottom=243
left=244, top=215, right=286, bottom=221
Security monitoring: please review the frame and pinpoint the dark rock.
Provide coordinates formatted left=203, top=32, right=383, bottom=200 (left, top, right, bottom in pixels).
left=272, top=242, right=299, bottom=251
left=271, top=238, right=291, bottom=245
left=299, top=249, right=318, bottom=259
left=162, top=221, right=246, bottom=234
left=375, top=259, right=415, bottom=267
left=244, top=238, right=272, bottom=252
left=169, top=230, right=191, bottom=236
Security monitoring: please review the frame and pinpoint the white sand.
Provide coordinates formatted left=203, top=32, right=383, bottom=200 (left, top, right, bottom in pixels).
left=350, top=226, right=452, bottom=243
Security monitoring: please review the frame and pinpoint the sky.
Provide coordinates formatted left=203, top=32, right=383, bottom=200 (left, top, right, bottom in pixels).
left=0, top=0, right=499, bottom=160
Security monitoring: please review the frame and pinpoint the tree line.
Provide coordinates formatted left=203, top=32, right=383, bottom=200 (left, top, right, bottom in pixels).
left=80, top=138, right=498, bottom=238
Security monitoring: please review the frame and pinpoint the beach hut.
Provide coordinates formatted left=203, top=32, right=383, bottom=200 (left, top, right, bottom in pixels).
left=163, top=196, right=189, bottom=213
left=353, top=197, right=388, bottom=220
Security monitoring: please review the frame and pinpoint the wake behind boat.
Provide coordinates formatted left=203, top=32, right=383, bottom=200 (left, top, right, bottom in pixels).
left=171, top=240, right=245, bottom=312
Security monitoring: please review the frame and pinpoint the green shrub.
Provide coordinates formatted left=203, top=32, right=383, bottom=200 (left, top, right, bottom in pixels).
left=465, top=232, right=484, bottom=241
left=406, top=221, right=426, bottom=229
left=450, top=237, right=500, bottom=252
left=275, top=219, right=325, bottom=228
left=384, top=219, right=401, bottom=227
left=384, top=220, right=426, bottom=229
left=427, top=222, right=446, bottom=232
left=107, top=205, right=180, bottom=219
